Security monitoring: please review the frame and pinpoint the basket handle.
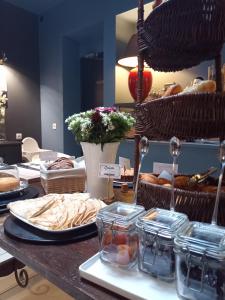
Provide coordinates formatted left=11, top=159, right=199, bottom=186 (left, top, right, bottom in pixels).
left=215, top=53, right=223, bottom=93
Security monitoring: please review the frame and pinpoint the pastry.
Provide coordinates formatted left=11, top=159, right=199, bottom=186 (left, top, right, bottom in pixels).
left=140, top=173, right=159, bottom=184
left=158, top=178, right=171, bottom=185
left=180, top=80, right=216, bottom=95
left=0, top=176, right=20, bottom=192
left=200, top=185, right=221, bottom=193
left=162, top=84, right=183, bottom=97
left=174, top=176, right=190, bottom=189
left=47, top=157, right=74, bottom=170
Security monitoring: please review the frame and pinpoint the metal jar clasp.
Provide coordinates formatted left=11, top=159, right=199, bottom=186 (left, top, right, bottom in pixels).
left=185, top=249, right=208, bottom=293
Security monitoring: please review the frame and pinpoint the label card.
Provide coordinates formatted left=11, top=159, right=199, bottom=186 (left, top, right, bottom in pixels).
left=153, top=162, right=178, bottom=175
left=39, top=150, right=58, bottom=162
left=99, top=163, right=121, bottom=179
left=119, top=157, right=131, bottom=170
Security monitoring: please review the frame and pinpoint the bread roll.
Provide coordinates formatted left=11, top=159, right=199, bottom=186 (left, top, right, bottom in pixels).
left=158, top=178, right=171, bottom=185
left=140, top=173, right=158, bottom=184
left=200, top=185, right=218, bottom=193
left=174, top=176, right=190, bottom=189
left=180, top=80, right=216, bottom=95
left=162, top=84, right=183, bottom=97
left=47, top=157, right=74, bottom=170
left=0, top=177, right=20, bottom=192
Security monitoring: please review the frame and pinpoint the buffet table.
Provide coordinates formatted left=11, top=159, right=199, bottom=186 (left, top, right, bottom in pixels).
left=0, top=179, right=133, bottom=300
left=0, top=226, right=128, bottom=300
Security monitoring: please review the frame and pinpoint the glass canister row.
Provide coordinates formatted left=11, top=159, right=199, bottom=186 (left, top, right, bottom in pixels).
left=96, top=202, right=188, bottom=278
left=96, top=202, right=144, bottom=268
left=96, top=202, right=225, bottom=300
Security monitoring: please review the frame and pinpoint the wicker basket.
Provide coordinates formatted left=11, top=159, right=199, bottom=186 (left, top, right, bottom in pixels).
left=41, top=176, right=85, bottom=194
left=138, top=0, right=225, bottom=71
left=137, top=179, right=225, bottom=226
left=141, top=44, right=223, bottom=72
left=135, top=93, right=225, bottom=140
left=40, top=162, right=86, bottom=194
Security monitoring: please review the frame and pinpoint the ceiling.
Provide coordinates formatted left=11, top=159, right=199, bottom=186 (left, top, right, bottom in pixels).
left=5, top=0, right=65, bottom=15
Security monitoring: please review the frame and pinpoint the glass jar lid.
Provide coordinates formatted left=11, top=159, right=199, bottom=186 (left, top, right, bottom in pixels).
left=96, top=201, right=145, bottom=229
left=175, top=221, right=225, bottom=259
left=0, top=163, right=19, bottom=180
left=136, top=208, right=189, bottom=239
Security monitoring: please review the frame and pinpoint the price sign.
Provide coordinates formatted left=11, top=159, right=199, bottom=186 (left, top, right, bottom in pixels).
left=153, top=162, right=178, bottom=174
left=99, top=163, right=121, bottom=179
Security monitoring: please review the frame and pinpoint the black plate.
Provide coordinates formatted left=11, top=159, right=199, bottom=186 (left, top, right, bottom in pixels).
left=0, top=186, right=39, bottom=215
left=4, top=215, right=97, bottom=245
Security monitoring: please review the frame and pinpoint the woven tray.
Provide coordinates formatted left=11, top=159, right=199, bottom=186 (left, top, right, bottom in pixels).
left=137, top=180, right=225, bottom=226
left=135, top=92, right=225, bottom=140
left=41, top=176, right=85, bottom=194
left=138, top=0, right=225, bottom=71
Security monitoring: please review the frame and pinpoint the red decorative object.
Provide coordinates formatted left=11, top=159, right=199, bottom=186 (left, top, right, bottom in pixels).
left=128, top=67, right=152, bottom=101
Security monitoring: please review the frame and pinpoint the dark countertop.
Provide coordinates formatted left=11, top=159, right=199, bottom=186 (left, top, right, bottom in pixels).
left=0, top=141, right=22, bottom=145
left=0, top=226, right=127, bottom=300
left=0, top=181, right=132, bottom=299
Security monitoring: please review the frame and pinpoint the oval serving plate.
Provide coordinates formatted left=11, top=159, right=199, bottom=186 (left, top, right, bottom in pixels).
left=0, top=180, right=29, bottom=199
left=9, top=210, right=96, bottom=234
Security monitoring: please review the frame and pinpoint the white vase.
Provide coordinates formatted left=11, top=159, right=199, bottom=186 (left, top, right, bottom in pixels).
left=80, top=142, right=120, bottom=199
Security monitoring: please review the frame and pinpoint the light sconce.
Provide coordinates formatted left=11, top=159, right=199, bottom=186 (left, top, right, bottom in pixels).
left=118, top=34, right=152, bottom=101
left=0, top=52, right=8, bottom=140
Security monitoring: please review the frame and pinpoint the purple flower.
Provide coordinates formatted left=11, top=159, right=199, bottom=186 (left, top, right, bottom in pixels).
left=95, top=106, right=116, bottom=113
left=91, top=111, right=102, bottom=123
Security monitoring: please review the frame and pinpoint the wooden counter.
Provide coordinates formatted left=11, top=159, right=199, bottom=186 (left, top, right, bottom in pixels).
left=0, top=226, right=127, bottom=300
left=0, top=185, right=133, bottom=299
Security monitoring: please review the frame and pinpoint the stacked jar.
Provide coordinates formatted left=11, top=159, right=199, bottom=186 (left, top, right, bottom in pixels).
left=96, top=202, right=225, bottom=300
left=96, top=202, right=145, bottom=268
left=136, top=208, right=189, bottom=282
left=174, top=221, right=225, bottom=300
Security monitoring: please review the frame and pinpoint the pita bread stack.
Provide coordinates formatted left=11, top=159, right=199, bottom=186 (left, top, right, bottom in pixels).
left=8, top=193, right=106, bottom=231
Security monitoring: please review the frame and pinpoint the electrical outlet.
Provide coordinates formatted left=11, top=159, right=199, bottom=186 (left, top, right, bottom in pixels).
left=52, top=123, right=57, bottom=130
left=16, top=133, right=22, bottom=140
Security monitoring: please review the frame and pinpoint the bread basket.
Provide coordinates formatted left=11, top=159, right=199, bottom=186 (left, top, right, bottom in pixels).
left=137, top=178, right=225, bottom=226
left=135, top=92, right=225, bottom=141
left=138, top=0, right=225, bottom=72
left=40, top=162, right=86, bottom=194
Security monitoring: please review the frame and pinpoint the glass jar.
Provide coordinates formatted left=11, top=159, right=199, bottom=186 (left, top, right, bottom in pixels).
left=136, top=208, right=189, bottom=282
left=0, top=163, right=19, bottom=178
left=0, top=162, right=20, bottom=192
left=96, top=201, right=145, bottom=268
left=174, top=222, right=225, bottom=300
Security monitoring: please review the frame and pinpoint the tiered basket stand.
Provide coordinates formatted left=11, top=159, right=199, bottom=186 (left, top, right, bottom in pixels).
left=134, top=0, right=225, bottom=225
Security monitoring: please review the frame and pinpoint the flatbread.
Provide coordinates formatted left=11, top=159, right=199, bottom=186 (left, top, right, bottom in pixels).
left=8, top=193, right=106, bottom=231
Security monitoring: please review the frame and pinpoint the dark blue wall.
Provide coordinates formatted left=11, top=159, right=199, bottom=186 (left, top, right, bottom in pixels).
left=118, top=140, right=221, bottom=175
left=39, top=0, right=139, bottom=155
left=0, top=1, right=41, bottom=144
left=39, top=0, right=225, bottom=159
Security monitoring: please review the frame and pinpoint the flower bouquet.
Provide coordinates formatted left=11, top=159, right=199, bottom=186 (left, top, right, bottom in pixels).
left=65, top=107, right=135, bottom=199
left=65, top=106, right=135, bottom=149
